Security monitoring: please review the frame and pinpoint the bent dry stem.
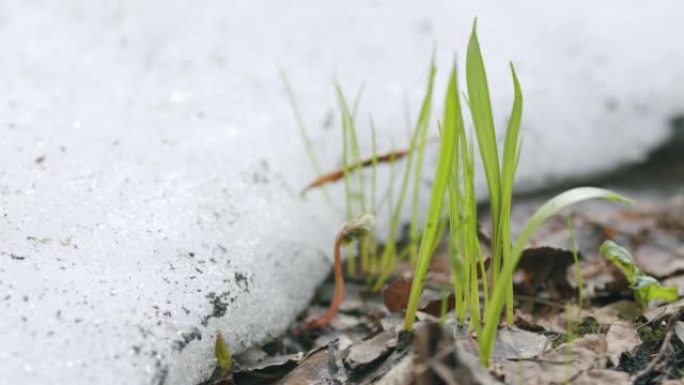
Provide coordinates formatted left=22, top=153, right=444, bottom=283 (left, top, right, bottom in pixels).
left=306, top=214, right=374, bottom=329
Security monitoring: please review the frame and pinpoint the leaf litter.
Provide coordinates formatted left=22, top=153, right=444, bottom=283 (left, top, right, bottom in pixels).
left=200, top=194, right=684, bottom=385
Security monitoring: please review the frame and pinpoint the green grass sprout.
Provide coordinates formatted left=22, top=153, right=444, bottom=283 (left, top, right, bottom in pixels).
left=293, top=17, right=635, bottom=370
left=372, top=60, right=437, bottom=291
left=403, top=63, right=459, bottom=331
left=214, top=331, right=233, bottom=376
left=408, top=54, right=437, bottom=265
left=567, top=214, right=583, bottom=324
left=279, top=69, right=332, bottom=205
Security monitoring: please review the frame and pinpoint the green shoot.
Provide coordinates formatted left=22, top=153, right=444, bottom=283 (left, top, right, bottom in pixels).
left=567, top=214, right=583, bottom=324
left=336, top=85, right=367, bottom=275
left=479, top=187, right=631, bottom=365
left=373, top=61, right=437, bottom=291
left=599, top=240, right=678, bottom=308
left=403, top=63, right=459, bottom=331
left=466, top=20, right=502, bottom=301
left=214, top=331, right=233, bottom=376
left=296, top=17, right=636, bottom=370
left=439, top=285, right=449, bottom=326
left=409, top=57, right=437, bottom=265
left=279, top=69, right=332, bottom=205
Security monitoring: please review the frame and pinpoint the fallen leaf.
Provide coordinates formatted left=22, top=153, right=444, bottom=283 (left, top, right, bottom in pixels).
left=644, top=298, right=684, bottom=322
left=454, top=325, right=548, bottom=360
left=343, top=330, right=398, bottom=371
left=373, top=353, right=414, bottom=385
left=675, top=321, right=684, bottom=345
left=276, top=347, right=333, bottom=385
left=657, top=194, right=684, bottom=229
left=634, top=241, right=684, bottom=278
left=571, top=369, right=631, bottom=384
left=414, top=321, right=501, bottom=385
left=494, top=334, right=607, bottom=385
left=591, top=300, right=641, bottom=324
left=605, top=320, right=640, bottom=366
left=383, top=278, right=411, bottom=313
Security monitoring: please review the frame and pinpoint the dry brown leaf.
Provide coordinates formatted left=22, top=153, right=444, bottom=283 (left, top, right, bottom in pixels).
left=383, top=278, right=411, bottom=313
left=605, top=320, right=640, bottom=366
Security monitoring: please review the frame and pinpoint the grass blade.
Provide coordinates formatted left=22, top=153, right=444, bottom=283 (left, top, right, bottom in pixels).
left=373, top=61, right=437, bottom=291
left=279, top=69, right=332, bottom=205
left=408, top=58, right=437, bottom=264
left=403, top=64, right=459, bottom=331
left=498, top=62, right=523, bottom=322
left=466, top=20, right=502, bottom=295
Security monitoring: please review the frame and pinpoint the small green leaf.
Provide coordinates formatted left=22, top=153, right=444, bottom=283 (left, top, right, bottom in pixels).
left=215, top=331, right=233, bottom=374
left=633, top=276, right=679, bottom=305
left=599, top=240, right=637, bottom=281
left=600, top=240, right=679, bottom=308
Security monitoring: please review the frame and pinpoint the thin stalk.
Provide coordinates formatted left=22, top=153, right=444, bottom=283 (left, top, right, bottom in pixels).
left=372, top=63, right=437, bottom=291
left=408, top=60, right=437, bottom=265
left=279, top=69, right=332, bottom=205
left=567, top=214, right=583, bottom=324
left=403, top=64, right=459, bottom=331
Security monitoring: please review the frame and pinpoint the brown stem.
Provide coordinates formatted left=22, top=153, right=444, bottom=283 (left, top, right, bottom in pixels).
left=305, top=232, right=345, bottom=329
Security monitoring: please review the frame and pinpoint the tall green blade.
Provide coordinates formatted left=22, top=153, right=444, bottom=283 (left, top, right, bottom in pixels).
left=403, top=64, right=460, bottom=331
left=373, top=61, right=437, bottom=291
left=409, top=58, right=437, bottom=264
left=466, top=20, right=503, bottom=293
left=498, top=62, right=523, bottom=322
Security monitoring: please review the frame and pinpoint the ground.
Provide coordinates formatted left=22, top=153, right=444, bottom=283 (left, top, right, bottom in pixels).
left=201, top=142, right=684, bottom=385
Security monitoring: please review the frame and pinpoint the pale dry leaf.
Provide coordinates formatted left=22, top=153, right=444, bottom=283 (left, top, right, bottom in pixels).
left=605, top=320, right=639, bottom=366
left=495, top=334, right=607, bottom=385
left=571, top=369, right=631, bottom=385
left=675, top=321, right=684, bottom=345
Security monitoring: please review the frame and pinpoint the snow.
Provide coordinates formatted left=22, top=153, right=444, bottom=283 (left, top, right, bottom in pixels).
left=0, top=1, right=682, bottom=384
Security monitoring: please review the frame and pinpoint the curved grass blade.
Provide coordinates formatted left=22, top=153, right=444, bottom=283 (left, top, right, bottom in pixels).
left=478, top=187, right=632, bottom=365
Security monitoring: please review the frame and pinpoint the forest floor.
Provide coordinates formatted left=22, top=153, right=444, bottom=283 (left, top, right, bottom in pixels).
left=203, top=141, right=684, bottom=385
